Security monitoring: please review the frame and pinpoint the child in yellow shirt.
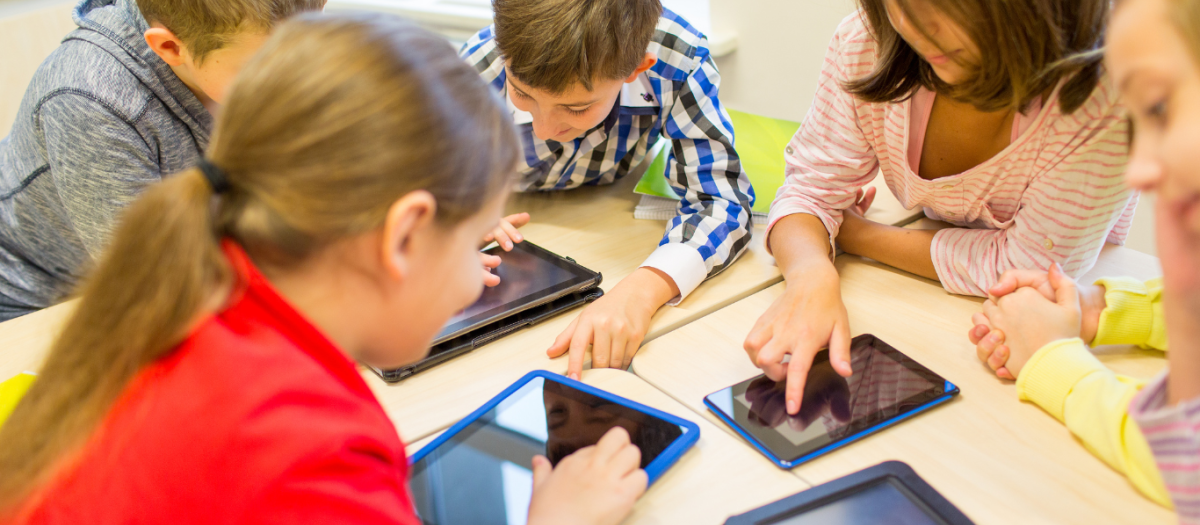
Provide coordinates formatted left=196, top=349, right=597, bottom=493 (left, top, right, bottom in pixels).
left=971, top=0, right=1200, bottom=520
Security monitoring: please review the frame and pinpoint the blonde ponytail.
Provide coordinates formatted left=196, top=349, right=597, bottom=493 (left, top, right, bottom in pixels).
left=0, top=168, right=231, bottom=507
left=0, top=13, right=518, bottom=511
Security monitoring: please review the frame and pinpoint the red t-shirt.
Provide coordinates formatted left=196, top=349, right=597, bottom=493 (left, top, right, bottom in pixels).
left=12, top=242, right=420, bottom=524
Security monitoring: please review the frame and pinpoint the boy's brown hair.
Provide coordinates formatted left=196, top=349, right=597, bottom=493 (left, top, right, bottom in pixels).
left=493, top=0, right=663, bottom=94
left=136, top=0, right=327, bottom=62
left=847, top=0, right=1109, bottom=114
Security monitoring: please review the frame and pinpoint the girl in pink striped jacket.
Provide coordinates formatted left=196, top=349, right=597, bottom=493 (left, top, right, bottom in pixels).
left=744, top=0, right=1137, bottom=415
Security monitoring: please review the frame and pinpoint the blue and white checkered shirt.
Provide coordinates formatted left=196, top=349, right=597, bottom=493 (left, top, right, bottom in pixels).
left=461, top=9, right=755, bottom=302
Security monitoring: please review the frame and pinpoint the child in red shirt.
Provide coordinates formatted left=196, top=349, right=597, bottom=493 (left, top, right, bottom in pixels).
left=0, top=13, right=646, bottom=525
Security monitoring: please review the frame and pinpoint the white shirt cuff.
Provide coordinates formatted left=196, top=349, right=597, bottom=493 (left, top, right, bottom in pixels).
left=639, top=243, right=708, bottom=306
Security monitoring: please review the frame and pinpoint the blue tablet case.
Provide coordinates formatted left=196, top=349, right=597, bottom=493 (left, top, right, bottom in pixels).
left=705, top=367, right=959, bottom=470
left=411, top=370, right=701, bottom=485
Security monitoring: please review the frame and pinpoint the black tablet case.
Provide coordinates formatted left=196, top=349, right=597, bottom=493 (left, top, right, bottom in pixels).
left=370, top=260, right=603, bottom=383
left=724, top=461, right=974, bottom=525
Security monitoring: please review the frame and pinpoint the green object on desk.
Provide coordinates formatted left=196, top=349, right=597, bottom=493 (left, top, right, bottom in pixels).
left=634, top=108, right=800, bottom=214
left=0, top=372, right=36, bottom=428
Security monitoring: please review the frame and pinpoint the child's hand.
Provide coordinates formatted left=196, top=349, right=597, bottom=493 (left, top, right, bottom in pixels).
left=483, top=212, right=530, bottom=251
left=743, top=266, right=853, bottom=416
left=547, top=269, right=675, bottom=378
left=973, top=263, right=1082, bottom=378
left=980, top=268, right=1107, bottom=343
left=848, top=186, right=876, bottom=218
left=526, top=427, right=647, bottom=525
left=480, top=252, right=502, bottom=287
left=970, top=268, right=1107, bottom=378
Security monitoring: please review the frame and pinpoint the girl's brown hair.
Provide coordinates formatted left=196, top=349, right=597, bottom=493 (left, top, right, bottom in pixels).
left=0, top=13, right=518, bottom=510
left=846, top=0, right=1110, bottom=113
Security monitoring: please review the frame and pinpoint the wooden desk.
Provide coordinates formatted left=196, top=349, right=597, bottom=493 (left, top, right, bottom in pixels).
left=630, top=245, right=1171, bottom=524
left=0, top=170, right=918, bottom=442
left=405, top=369, right=811, bottom=524
left=0, top=300, right=73, bottom=382
left=364, top=173, right=919, bottom=442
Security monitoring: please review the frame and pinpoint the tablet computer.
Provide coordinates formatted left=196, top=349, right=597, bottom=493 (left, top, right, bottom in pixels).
left=370, top=242, right=603, bottom=382
left=724, top=461, right=974, bottom=525
left=437, top=241, right=601, bottom=345
left=704, top=334, right=959, bottom=469
left=409, top=370, right=701, bottom=524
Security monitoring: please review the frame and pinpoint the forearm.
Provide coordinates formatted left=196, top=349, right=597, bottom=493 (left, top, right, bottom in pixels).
left=1018, top=340, right=1170, bottom=506
left=839, top=221, right=940, bottom=281
left=768, top=214, right=837, bottom=281
left=613, top=267, right=680, bottom=312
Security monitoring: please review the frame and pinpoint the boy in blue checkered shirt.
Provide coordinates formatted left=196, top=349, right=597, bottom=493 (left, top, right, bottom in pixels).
left=462, top=0, right=754, bottom=377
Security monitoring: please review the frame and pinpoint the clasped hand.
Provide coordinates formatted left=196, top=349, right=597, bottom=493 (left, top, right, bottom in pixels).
left=968, top=263, right=1100, bottom=379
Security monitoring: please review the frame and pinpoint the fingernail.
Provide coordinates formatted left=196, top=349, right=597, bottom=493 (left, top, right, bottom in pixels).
left=787, top=400, right=797, bottom=414
left=988, top=332, right=1001, bottom=343
left=569, top=372, right=579, bottom=380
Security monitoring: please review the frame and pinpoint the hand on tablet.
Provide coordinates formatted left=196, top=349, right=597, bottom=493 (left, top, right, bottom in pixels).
left=483, top=212, right=530, bottom=251
left=970, top=263, right=1083, bottom=378
left=744, top=368, right=851, bottom=432
left=548, top=268, right=678, bottom=378
left=479, top=212, right=531, bottom=287
left=527, top=427, right=647, bottom=525
left=743, top=268, right=853, bottom=417
left=480, top=252, right=503, bottom=287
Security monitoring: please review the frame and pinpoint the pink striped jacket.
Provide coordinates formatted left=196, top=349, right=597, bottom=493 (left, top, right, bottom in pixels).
left=767, top=13, right=1138, bottom=296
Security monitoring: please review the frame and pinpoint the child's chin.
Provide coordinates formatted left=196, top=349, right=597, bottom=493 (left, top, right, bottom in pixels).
left=1186, top=197, right=1200, bottom=234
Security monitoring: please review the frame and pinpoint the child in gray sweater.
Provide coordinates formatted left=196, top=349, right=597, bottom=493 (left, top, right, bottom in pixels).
left=0, top=0, right=323, bottom=321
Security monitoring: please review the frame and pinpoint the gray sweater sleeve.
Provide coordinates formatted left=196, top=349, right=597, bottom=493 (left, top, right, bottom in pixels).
left=39, top=92, right=161, bottom=259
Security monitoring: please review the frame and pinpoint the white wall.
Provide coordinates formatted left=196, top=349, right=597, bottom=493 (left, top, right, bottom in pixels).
left=708, top=0, right=857, bottom=122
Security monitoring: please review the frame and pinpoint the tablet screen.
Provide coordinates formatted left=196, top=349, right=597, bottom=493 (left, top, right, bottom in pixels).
left=706, top=334, right=949, bottom=463
left=435, top=242, right=596, bottom=344
left=410, top=377, right=685, bottom=525
left=768, top=479, right=944, bottom=525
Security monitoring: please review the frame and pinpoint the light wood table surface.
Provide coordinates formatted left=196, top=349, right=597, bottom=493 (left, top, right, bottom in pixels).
left=0, top=172, right=917, bottom=444
left=631, top=244, right=1171, bottom=524
left=362, top=173, right=919, bottom=442
left=405, top=368, right=811, bottom=525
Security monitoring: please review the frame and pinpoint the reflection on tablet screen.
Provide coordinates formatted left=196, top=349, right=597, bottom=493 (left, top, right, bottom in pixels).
left=770, top=479, right=942, bottom=525
left=435, top=243, right=592, bottom=344
left=410, top=377, right=683, bottom=525
left=707, top=335, right=949, bottom=463
left=451, top=248, right=575, bottom=324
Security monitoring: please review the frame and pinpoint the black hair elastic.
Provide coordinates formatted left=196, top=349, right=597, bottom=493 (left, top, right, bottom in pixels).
left=197, top=159, right=231, bottom=194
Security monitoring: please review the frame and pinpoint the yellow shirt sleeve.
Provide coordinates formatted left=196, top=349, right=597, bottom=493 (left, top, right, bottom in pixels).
left=1092, top=277, right=1167, bottom=351
left=0, top=372, right=36, bottom=428
left=1017, top=338, right=1172, bottom=508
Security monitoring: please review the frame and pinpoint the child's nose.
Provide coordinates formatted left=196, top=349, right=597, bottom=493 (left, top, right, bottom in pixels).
left=1124, top=156, right=1164, bottom=192
left=531, top=116, right=558, bottom=141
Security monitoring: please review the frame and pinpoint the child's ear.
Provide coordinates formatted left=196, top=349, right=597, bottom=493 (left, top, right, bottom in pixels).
left=625, top=53, right=658, bottom=83
left=380, top=190, right=438, bottom=283
left=144, top=25, right=188, bottom=67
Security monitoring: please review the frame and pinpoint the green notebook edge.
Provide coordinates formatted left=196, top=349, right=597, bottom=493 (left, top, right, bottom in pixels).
left=634, top=108, right=800, bottom=215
